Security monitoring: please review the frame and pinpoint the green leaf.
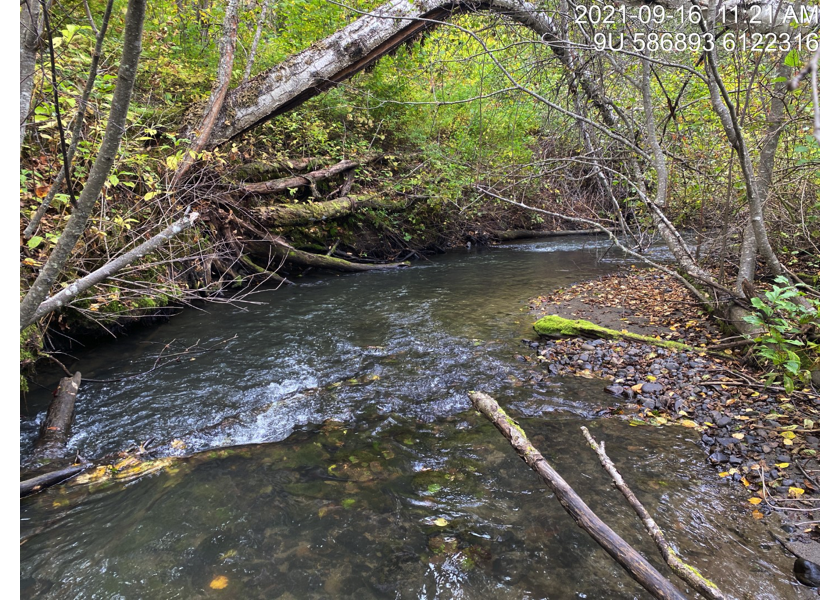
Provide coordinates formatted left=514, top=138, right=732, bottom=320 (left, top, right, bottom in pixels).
left=26, top=236, right=44, bottom=249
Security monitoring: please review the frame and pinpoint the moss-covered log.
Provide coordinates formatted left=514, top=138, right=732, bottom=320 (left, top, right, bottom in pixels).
left=254, top=195, right=405, bottom=227
left=231, top=157, right=320, bottom=181
left=533, top=315, right=697, bottom=352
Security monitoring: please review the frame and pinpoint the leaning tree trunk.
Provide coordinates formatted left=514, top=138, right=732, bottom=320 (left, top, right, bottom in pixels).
left=203, top=0, right=812, bottom=150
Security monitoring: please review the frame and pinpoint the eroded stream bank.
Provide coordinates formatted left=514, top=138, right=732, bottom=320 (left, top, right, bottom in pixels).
left=21, top=237, right=815, bottom=598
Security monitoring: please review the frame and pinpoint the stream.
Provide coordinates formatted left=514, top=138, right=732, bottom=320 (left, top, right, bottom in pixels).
left=20, top=236, right=810, bottom=599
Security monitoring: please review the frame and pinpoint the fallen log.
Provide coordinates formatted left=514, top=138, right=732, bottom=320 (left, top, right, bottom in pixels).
left=33, top=372, right=82, bottom=459
left=254, top=236, right=409, bottom=272
left=242, top=158, right=362, bottom=195
left=581, top=426, right=730, bottom=600
left=20, top=464, right=87, bottom=497
left=231, top=157, right=320, bottom=181
left=468, top=391, right=687, bottom=600
left=494, top=227, right=621, bottom=241
left=533, top=316, right=699, bottom=353
left=254, top=195, right=406, bottom=227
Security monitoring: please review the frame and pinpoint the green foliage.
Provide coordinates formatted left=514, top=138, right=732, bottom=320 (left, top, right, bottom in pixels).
left=743, top=277, right=819, bottom=393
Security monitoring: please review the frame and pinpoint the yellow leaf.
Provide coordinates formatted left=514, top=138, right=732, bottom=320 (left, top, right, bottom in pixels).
left=775, top=462, right=790, bottom=469
left=35, top=185, right=50, bottom=198
left=434, top=518, right=449, bottom=527
left=654, top=416, right=668, bottom=425
left=732, top=433, right=745, bottom=440
left=741, top=477, right=750, bottom=487
left=680, top=419, right=698, bottom=428
left=788, top=487, right=805, bottom=498
left=752, top=510, right=764, bottom=520
left=748, top=497, right=762, bottom=505
left=646, top=375, right=657, bottom=382
left=318, top=507, right=329, bottom=518
left=631, top=383, right=644, bottom=393
left=780, top=431, right=796, bottom=439
left=209, top=575, right=229, bottom=590
left=171, top=439, right=187, bottom=450
left=718, top=472, right=730, bottom=477
left=783, top=439, right=793, bottom=446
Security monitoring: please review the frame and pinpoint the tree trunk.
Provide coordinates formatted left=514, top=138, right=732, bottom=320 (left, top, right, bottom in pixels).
left=19, top=0, right=148, bottom=331
left=23, top=213, right=198, bottom=328
left=204, top=0, right=809, bottom=150
left=20, top=0, right=45, bottom=152
left=468, top=391, right=688, bottom=600
left=33, top=372, right=82, bottom=459
left=172, top=0, right=240, bottom=184
left=242, top=0, right=268, bottom=81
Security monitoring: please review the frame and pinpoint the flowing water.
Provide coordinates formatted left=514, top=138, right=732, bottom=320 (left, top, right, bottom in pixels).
left=20, top=237, right=812, bottom=599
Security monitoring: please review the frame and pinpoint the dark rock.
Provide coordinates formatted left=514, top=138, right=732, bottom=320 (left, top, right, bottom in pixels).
left=728, top=455, right=743, bottom=465
left=710, top=452, right=729, bottom=464
left=716, top=437, right=738, bottom=446
left=642, top=400, right=656, bottom=409
left=582, top=363, right=593, bottom=371
left=702, top=434, right=714, bottom=445
left=793, top=558, right=820, bottom=587
left=641, top=382, right=663, bottom=394
left=782, top=479, right=794, bottom=486
left=777, top=454, right=791, bottom=463
left=604, top=385, right=624, bottom=397
left=715, top=416, right=732, bottom=427
left=581, top=344, right=596, bottom=352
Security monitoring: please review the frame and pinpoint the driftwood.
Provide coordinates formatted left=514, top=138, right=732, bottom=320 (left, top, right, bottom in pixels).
left=581, top=426, right=730, bottom=600
left=20, top=464, right=87, bottom=497
left=254, top=195, right=405, bottom=227
left=242, top=159, right=363, bottom=195
left=33, top=372, right=82, bottom=459
left=468, top=391, right=687, bottom=600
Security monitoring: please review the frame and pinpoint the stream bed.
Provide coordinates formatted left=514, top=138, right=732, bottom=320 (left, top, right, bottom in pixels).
left=21, top=237, right=811, bottom=599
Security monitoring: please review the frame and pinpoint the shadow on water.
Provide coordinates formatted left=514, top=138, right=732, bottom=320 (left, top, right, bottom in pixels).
left=21, top=237, right=813, bottom=599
